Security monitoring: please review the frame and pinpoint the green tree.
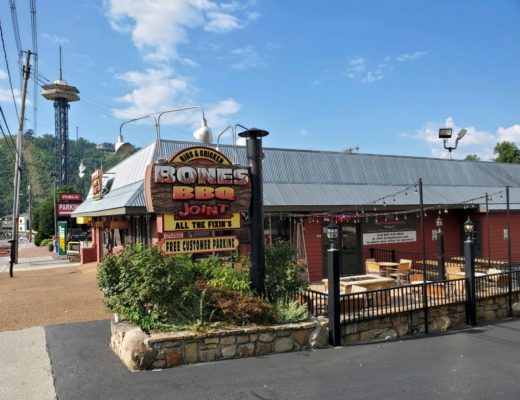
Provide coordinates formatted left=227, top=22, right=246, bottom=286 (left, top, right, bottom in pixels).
left=464, top=154, right=480, bottom=161
left=494, top=141, right=520, bottom=163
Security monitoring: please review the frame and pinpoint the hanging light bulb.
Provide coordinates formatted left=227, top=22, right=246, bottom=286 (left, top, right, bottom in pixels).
left=405, top=191, right=408, bottom=196
left=424, top=211, right=428, bottom=217
left=415, top=186, right=418, bottom=194
left=383, top=200, right=386, bottom=207
left=395, top=214, right=399, bottom=221
left=404, top=214, right=408, bottom=220
left=500, top=192, right=503, bottom=199
left=375, top=216, right=379, bottom=223
left=393, top=196, right=396, bottom=202
left=444, top=208, right=448, bottom=214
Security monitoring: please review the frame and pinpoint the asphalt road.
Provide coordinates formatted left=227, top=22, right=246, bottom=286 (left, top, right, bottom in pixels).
left=45, top=319, right=520, bottom=400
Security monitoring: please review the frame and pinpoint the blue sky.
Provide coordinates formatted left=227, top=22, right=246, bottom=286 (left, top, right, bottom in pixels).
left=0, top=0, right=519, bottom=160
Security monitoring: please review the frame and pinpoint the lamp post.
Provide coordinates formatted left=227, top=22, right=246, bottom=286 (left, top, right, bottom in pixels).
left=326, top=222, right=341, bottom=346
left=51, top=172, right=57, bottom=238
left=463, top=217, right=477, bottom=326
left=115, top=106, right=212, bottom=160
left=238, top=128, right=269, bottom=296
left=216, top=125, right=240, bottom=164
left=436, top=215, right=445, bottom=280
left=438, top=128, right=467, bottom=159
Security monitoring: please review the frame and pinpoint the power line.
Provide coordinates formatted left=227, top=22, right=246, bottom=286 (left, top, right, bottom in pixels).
left=8, top=0, right=22, bottom=81
left=0, top=104, right=17, bottom=150
left=0, top=111, right=17, bottom=163
left=30, top=0, right=38, bottom=137
left=0, top=20, right=19, bottom=119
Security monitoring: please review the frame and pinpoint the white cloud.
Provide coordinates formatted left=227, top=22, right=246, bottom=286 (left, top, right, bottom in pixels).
left=106, top=0, right=255, bottom=61
left=205, top=98, right=240, bottom=129
left=205, top=12, right=241, bottom=33
left=497, top=125, right=520, bottom=143
left=0, top=87, right=23, bottom=105
left=112, top=67, right=191, bottom=119
left=0, top=69, right=8, bottom=80
left=230, top=46, right=263, bottom=70
left=396, top=50, right=429, bottom=62
left=344, top=56, right=386, bottom=83
left=344, top=50, right=429, bottom=84
left=42, top=33, right=71, bottom=45
left=408, top=117, right=516, bottom=160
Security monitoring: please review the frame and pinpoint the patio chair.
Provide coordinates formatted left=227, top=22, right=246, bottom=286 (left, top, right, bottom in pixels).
left=388, top=260, right=411, bottom=285
left=341, top=284, right=367, bottom=313
left=366, top=260, right=384, bottom=277
left=487, top=268, right=509, bottom=288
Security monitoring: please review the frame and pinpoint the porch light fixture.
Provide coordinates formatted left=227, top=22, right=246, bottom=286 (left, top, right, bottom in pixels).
left=116, top=106, right=212, bottom=159
left=326, top=223, right=339, bottom=246
left=439, top=127, right=468, bottom=159
left=464, top=217, right=474, bottom=240
left=435, top=215, right=443, bottom=232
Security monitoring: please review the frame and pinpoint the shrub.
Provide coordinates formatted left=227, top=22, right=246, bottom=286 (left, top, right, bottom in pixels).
left=272, top=297, right=308, bottom=324
left=98, top=245, right=201, bottom=331
left=264, top=241, right=308, bottom=302
left=207, top=263, right=251, bottom=294
left=34, top=231, right=45, bottom=246
left=97, top=246, right=270, bottom=332
left=47, top=243, right=53, bottom=252
left=196, top=281, right=274, bottom=325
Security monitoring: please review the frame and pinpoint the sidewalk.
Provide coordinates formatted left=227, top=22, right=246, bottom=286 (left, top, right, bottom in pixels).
left=0, top=240, right=79, bottom=273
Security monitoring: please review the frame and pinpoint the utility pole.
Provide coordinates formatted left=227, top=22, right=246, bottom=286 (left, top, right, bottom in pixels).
left=28, top=184, right=32, bottom=242
left=10, top=50, right=31, bottom=266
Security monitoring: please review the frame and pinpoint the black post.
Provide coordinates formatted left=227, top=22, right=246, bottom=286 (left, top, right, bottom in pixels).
left=437, top=230, right=445, bottom=281
left=238, top=128, right=269, bottom=296
left=506, top=186, right=512, bottom=317
left=419, top=178, right=429, bottom=333
left=8, top=239, right=16, bottom=278
left=327, top=248, right=341, bottom=346
left=464, top=236, right=477, bottom=326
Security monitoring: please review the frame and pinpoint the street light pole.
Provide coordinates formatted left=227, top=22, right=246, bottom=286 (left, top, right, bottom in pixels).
left=464, top=217, right=477, bottom=326
left=10, top=50, right=31, bottom=266
left=238, top=128, right=269, bottom=296
left=326, top=222, right=341, bottom=346
left=51, top=172, right=57, bottom=237
left=436, top=215, right=445, bottom=281
left=438, top=128, right=467, bottom=159
left=115, top=106, right=212, bottom=159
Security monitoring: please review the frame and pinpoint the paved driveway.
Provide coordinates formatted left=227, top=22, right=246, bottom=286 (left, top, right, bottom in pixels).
left=41, top=318, right=520, bottom=400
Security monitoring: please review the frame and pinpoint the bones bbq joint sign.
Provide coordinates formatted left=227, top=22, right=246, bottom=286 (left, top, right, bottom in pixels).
left=144, top=146, right=251, bottom=218
left=144, top=146, right=251, bottom=256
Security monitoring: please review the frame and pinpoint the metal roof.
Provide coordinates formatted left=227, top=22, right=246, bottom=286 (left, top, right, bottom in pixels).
left=72, top=139, right=520, bottom=217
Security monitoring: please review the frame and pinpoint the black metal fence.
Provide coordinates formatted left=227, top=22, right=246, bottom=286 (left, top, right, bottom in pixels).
left=299, top=270, right=519, bottom=324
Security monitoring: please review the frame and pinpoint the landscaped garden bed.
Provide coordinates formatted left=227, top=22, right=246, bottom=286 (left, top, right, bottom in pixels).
left=97, top=241, right=324, bottom=370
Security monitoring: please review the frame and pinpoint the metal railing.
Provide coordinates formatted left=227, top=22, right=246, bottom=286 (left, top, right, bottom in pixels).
left=299, top=271, right=520, bottom=324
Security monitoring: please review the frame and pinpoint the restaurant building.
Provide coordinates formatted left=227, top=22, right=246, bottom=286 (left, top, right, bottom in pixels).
left=72, top=139, right=520, bottom=282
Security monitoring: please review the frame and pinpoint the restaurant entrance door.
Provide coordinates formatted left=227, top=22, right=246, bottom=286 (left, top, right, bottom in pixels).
left=322, top=222, right=363, bottom=277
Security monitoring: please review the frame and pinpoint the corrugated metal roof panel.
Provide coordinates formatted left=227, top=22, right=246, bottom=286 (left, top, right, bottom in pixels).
left=74, top=139, right=520, bottom=214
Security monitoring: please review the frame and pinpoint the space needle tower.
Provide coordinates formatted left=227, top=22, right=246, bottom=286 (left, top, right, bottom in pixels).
left=42, top=49, right=80, bottom=187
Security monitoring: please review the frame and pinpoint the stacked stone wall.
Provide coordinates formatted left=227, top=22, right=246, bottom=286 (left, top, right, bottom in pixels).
left=111, top=321, right=317, bottom=371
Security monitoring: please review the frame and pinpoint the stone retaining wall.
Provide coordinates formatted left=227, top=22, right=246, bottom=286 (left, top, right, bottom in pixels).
left=342, top=293, right=520, bottom=344
left=111, top=320, right=319, bottom=371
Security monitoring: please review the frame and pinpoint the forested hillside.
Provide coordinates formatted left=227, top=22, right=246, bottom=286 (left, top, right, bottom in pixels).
left=0, top=134, right=130, bottom=218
